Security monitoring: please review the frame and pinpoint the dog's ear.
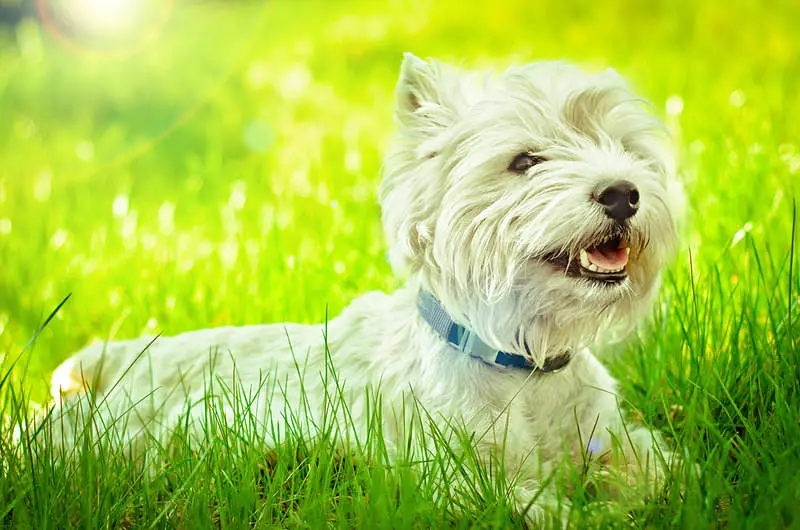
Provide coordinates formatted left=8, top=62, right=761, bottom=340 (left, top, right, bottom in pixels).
left=396, top=53, right=439, bottom=113
left=382, top=54, right=464, bottom=277
left=395, top=53, right=459, bottom=133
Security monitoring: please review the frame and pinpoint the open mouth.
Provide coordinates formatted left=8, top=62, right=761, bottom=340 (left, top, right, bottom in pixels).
left=542, top=235, right=630, bottom=284
left=578, top=236, right=629, bottom=281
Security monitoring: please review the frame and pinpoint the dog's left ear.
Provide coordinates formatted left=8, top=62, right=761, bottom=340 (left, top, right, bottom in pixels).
left=395, top=53, right=460, bottom=133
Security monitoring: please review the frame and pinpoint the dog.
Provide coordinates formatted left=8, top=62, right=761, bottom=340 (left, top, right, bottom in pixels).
left=45, top=53, right=682, bottom=522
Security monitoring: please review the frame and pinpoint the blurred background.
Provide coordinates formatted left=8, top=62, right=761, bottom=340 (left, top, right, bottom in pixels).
left=0, top=0, right=798, bottom=400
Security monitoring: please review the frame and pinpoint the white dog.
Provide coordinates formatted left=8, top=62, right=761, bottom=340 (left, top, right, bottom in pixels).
left=46, top=53, right=681, bottom=522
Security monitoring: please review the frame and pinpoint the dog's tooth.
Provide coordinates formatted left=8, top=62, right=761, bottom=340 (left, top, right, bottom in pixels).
left=582, top=257, right=630, bottom=275
left=580, top=249, right=590, bottom=268
left=625, top=248, right=631, bottom=255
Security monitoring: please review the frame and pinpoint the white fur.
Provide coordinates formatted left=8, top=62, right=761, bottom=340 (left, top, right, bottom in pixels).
left=45, top=54, right=682, bottom=522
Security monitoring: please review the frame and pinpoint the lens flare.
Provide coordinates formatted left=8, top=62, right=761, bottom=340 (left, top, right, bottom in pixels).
left=63, top=0, right=137, bottom=32
left=35, top=0, right=173, bottom=58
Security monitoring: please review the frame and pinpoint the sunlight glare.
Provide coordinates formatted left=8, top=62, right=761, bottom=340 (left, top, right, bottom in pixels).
left=64, top=0, right=137, bottom=32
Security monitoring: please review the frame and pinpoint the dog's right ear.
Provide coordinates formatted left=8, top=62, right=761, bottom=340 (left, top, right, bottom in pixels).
left=382, top=54, right=463, bottom=277
left=395, top=53, right=459, bottom=133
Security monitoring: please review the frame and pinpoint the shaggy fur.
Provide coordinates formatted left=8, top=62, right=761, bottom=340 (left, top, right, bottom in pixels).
left=46, top=53, right=682, bottom=522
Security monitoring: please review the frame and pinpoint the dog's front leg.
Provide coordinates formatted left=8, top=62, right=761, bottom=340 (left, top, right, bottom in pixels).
left=512, top=477, right=569, bottom=528
left=431, top=463, right=566, bottom=527
left=584, top=393, right=676, bottom=499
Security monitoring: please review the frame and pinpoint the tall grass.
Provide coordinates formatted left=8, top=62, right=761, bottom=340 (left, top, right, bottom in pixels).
left=2, top=219, right=797, bottom=527
left=1, top=328, right=557, bottom=528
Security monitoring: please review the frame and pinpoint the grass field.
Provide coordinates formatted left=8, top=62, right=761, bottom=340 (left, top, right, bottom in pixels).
left=1, top=0, right=799, bottom=527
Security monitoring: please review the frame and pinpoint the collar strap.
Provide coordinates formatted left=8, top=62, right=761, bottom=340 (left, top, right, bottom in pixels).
left=417, top=290, right=571, bottom=372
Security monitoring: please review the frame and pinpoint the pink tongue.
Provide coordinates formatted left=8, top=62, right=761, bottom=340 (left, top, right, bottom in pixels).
left=587, top=247, right=628, bottom=269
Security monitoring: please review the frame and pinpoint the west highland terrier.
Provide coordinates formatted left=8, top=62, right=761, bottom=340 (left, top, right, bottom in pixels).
left=46, top=53, right=682, bottom=522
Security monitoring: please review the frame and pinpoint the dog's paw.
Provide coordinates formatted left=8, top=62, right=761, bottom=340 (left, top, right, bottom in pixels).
left=513, top=482, right=570, bottom=528
left=589, top=444, right=683, bottom=505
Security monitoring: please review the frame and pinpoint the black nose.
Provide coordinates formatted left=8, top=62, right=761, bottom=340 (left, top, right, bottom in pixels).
left=595, top=180, right=640, bottom=222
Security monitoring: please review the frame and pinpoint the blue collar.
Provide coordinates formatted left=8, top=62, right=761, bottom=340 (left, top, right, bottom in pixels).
left=417, top=290, right=571, bottom=372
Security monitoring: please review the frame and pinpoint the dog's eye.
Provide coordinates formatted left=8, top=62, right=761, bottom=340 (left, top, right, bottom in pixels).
left=508, top=152, right=546, bottom=173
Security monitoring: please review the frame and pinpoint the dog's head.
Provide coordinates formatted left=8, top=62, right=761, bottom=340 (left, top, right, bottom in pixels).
left=380, top=53, right=682, bottom=362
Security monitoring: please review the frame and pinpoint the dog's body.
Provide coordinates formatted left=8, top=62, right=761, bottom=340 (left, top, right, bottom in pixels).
left=47, top=54, right=682, bottom=521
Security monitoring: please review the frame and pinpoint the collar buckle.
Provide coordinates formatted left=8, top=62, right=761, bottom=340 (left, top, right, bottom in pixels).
left=539, top=352, right=571, bottom=373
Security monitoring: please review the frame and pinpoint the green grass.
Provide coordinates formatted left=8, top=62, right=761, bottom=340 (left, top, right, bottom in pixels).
left=1, top=0, right=799, bottom=527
